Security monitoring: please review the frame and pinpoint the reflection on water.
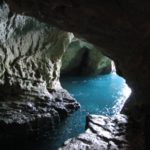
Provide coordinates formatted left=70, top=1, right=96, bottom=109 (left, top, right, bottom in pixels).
left=8, top=73, right=131, bottom=150
left=62, top=72, right=131, bottom=116
left=48, top=72, right=131, bottom=149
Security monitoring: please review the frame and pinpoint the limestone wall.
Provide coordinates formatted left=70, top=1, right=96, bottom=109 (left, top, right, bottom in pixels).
left=0, top=3, right=79, bottom=138
left=61, top=38, right=112, bottom=76
left=0, top=3, right=73, bottom=98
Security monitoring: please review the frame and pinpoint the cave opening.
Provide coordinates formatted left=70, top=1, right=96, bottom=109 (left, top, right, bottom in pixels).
left=59, top=72, right=131, bottom=147
left=54, top=39, right=132, bottom=150
left=0, top=0, right=145, bottom=150
left=32, top=56, right=132, bottom=150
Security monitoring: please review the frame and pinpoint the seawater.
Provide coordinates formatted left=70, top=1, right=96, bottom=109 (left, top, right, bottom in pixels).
left=46, top=73, right=131, bottom=150
left=11, top=73, right=131, bottom=150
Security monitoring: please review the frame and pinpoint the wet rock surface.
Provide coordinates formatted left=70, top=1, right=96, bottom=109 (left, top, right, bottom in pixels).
left=0, top=89, right=80, bottom=140
left=59, top=114, right=128, bottom=150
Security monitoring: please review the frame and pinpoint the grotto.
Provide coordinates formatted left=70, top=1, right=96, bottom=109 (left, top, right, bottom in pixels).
left=0, top=0, right=150, bottom=150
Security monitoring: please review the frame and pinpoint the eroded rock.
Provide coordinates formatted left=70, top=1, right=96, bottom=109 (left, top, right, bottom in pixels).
left=5, top=0, right=150, bottom=123
left=61, top=38, right=113, bottom=76
left=59, top=114, right=129, bottom=150
left=0, top=4, right=80, bottom=139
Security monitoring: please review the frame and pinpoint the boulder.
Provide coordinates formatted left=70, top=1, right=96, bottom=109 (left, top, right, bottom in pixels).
left=59, top=114, right=129, bottom=150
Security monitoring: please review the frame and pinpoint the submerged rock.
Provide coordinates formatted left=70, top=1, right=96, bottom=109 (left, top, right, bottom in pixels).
left=0, top=4, right=79, bottom=140
left=61, top=38, right=113, bottom=76
left=59, top=114, right=129, bottom=150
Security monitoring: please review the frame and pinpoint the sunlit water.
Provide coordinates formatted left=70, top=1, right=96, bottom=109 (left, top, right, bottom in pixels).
left=46, top=73, right=131, bottom=150
left=9, top=73, right=131, bottom=150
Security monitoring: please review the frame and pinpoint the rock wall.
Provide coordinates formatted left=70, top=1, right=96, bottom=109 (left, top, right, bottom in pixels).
left=2, top=1, right=150, bottom=149
left=0, top=3, right=79, bottom=139
left=0, top=3, right=70, bottom=93
left=61, top=38, right=112, bottom=76
left=5, top=1, right=150, bottom=143
left=5, top=0, right=150, bottom=121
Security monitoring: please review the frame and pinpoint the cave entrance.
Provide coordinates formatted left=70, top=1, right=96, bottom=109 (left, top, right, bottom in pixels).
left=57, top=70, right=131, bottom=150
left=51, top=39, right=132, bottom=149
left=60, top=39, right=131, bottom=115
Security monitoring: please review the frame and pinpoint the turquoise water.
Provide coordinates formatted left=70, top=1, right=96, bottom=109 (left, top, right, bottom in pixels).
left=45, top=73, right=131, bottom=150
left=12, top=73, right=131, bottom=150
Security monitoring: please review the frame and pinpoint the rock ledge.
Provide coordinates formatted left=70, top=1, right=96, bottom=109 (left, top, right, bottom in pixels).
left=59, top=114, right=128, bottom=150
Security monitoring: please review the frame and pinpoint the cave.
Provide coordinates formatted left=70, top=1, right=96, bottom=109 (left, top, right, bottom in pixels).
left=0, top=1, right=150, bottom=150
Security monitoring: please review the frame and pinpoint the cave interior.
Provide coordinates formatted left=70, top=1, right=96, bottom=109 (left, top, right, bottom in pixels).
left=0, top=0, right=150, bottom=150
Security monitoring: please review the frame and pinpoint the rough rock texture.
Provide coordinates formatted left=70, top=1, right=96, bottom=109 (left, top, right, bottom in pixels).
left=5, top=0, right=150, bottom=118
left=5, top=1, right=150, bottom=148
left=61, top=38, right=113, bottom=76
left=60, top=114, right=145, bottom=150
left=0, top=4, right=80, bottom=139
left=59, top=114, right=129, bottom=150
